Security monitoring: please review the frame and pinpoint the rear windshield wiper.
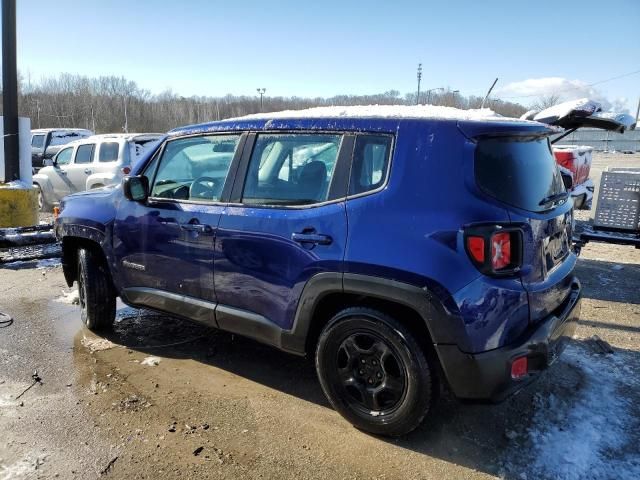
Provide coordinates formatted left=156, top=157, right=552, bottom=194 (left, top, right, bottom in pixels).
left=538, top=191, right=569, bottom=206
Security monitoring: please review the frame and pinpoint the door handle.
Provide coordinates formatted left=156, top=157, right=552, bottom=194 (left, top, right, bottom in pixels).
left=292, top=230, right=332, bottom=245
left=59, top=170, right=68, bottom=175
left=84, top=168, right=92, bottom=174
left=180, top=222, right=213, bottom=234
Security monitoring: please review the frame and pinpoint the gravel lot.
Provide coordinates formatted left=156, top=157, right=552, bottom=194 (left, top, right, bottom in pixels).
left=0, top=153, right=639, bottom=479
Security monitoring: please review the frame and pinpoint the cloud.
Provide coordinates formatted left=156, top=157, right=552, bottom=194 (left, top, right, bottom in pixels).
left=496, top=77, right=627, bottom=113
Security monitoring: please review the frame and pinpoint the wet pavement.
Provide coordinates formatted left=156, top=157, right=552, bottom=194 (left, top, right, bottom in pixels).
left=0, top=154, right=639, bottom=479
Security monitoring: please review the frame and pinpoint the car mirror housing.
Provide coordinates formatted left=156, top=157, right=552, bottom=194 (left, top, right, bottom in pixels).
left=123, top=175, right=149, bottom=202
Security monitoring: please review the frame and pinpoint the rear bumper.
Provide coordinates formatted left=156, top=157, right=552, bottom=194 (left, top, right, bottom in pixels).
left=436, top=278, right=581, bottom=401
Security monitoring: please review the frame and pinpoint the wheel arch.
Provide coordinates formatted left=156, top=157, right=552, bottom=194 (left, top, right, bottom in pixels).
left=282, top=272, right=462, bottom=357
left=61, top=236, right=113, bottom=289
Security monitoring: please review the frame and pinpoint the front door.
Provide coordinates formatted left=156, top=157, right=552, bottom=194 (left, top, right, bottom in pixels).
left=48, top=146, right=75, bottom=202
left=214, top=132, right=350, bottom=333
left=113, top=133, right=244, bottom=325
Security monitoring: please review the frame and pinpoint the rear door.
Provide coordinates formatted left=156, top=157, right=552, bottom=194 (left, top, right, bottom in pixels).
left=66, top=143, right=95, bottom=192
left=214, top=132, right=351, bottom=333
left=475, top=136, right=576, bottom=322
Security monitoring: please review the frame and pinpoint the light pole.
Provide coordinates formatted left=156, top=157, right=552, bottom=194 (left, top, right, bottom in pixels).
left=256, top=88, right=266, bottom=112
left=416, top=64, right=422, bottom=105
left=425, top=87, right=444, bottom=105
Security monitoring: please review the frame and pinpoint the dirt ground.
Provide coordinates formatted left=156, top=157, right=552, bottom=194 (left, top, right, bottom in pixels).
left=1, top=153, right=639, bottom=480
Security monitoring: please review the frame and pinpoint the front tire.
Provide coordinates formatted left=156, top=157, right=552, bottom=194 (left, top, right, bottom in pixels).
left=315, top=307, right=435, bottom=436
left=77, top=248, right=116, bottom=331
left=34, top=184, right=50, bottom=213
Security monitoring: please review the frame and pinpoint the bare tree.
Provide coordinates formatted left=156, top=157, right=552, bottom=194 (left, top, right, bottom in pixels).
left=531, top=94, right=561, bottom=111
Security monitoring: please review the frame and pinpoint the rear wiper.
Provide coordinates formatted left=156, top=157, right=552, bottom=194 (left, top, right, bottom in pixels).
left=539, top=192, right=569, bottom=206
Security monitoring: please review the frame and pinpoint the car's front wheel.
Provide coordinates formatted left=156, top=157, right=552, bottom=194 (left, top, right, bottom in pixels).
left=316, top=307, right=436, bottom=436
left=77, top=247, right=116, bottom=331
left=34, top=184, right=50, bottom=213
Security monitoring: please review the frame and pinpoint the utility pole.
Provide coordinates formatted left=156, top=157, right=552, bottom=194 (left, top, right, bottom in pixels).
left=256, top=88, right=266, bottom=112
left=123, top=96, right=129, bottom=133
left=635, top=97, right=639, bottom=126
left=3, top=0, right=19, bottom=182
left=416, top=63, right=422, bottom=105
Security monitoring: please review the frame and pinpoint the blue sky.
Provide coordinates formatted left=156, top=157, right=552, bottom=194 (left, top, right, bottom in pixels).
left=16, top=0, right=640, bottom=111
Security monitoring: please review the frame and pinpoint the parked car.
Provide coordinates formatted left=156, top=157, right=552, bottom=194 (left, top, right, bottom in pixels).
left=55, top=106, right=582, bottom=436
left=30, top=128, right=94, bottom=172
left=33, top=133, right=162, bottom=211
left=522, top=98, right=636, bottom=210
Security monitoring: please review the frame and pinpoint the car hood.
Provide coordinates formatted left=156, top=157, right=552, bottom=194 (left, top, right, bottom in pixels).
left=67, top=184, right=118, bottom=199
left=521, top=98, right=636, bottom=133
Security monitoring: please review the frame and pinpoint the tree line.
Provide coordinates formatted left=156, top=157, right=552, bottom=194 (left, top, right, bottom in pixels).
left=2, top=73, right=527, bottom=134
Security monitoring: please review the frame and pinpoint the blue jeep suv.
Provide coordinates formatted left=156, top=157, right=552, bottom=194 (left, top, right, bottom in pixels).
left=56, top=106, right=581, bottom=436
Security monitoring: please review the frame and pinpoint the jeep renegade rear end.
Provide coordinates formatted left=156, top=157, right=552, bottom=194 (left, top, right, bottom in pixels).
left=56, top=106, right=581, bottom=436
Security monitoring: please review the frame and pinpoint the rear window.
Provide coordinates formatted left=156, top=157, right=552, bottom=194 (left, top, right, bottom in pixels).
left=475, top=137, right=565, bottom=212
left=99, top=142, right=120, bottom=162
left=31, top=134, right=45, bottom=149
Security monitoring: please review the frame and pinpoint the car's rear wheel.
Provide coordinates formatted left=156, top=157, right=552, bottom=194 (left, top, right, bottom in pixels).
left=316, top=307, right=435, bottom=436
left=77, top=247, right=116, bottom=331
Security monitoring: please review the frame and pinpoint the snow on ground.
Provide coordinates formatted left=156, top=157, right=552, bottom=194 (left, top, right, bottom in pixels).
left=504, top=342, right=640, bottom=480
left=54, top=289, right=79, bottom=305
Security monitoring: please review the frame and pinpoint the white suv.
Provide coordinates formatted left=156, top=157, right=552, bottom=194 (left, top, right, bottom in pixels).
left=33, top=133, right=162, bottom=211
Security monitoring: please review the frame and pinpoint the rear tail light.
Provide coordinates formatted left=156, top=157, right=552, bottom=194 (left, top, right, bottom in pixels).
left=121, top=166, right=131, bottom=175
left=464, top=226, right=522, bottom=276
left=511, top=356, right=528, bottom=379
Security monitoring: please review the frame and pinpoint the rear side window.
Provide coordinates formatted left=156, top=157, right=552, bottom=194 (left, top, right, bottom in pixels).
left=349, top=135, right=392, bottom=196
left=242, top=134, right=342, bottom=206
left=99, top=142, right=120, bottom=162
left=74, top=144, right=95, bottom=164
left=31, top=134, right=45, bottom=149
left=475, top=137, right=565, bottom=212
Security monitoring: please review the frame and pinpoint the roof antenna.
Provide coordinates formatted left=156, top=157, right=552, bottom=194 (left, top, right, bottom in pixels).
left=481, top=78, right=499, bottom=109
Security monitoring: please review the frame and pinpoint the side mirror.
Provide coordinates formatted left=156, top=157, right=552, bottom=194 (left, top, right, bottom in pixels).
left=123, top=175, right=149, bottom=202
left=561, top=171, right=573, bottom=191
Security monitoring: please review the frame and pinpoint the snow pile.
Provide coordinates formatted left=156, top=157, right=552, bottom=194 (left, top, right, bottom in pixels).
left=523, top=343, right=640, bottom=480
left=141, top=356, right=161, bottom=366
left=0, top=180, right=32, bottom=189
left=81, top=336, right=115, bottom=353
left=232, top=104, right=533, bottom=123
left=55, top=289, right=79, bottom=305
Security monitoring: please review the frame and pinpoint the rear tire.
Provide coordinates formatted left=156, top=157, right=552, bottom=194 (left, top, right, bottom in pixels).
left=77, top=247, right=116, bottom=331
left=315, top=307, right=435, bottom=437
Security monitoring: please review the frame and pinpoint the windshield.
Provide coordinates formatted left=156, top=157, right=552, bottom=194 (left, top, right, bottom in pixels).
left=475, top=137, right=565, bottom=213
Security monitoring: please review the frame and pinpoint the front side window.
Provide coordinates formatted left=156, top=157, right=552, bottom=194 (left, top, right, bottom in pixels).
left=149, top=134, right=240, bottom=202
left=56, top=147, right=73, bottom=166
left=242, top=134, right=342, bottom=206
left=74, top=144, right=95, bottom=164
left=349, top=135, right=392, bottom=196
left=99, top=142, right=120, bottom=162
left=31, top=134, right=45, bottom=149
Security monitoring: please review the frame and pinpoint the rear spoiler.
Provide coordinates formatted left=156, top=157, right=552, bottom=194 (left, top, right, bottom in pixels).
left=520, top=98, right=637, bottom=144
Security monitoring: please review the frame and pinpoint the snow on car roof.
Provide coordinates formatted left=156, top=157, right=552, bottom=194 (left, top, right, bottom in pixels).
left=231, top=105, right=535, bottom=124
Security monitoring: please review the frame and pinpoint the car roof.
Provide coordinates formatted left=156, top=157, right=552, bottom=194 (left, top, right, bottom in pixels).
left=31, top=128, right=93, bottom=134
left=169, top=105, right=552, bottom=138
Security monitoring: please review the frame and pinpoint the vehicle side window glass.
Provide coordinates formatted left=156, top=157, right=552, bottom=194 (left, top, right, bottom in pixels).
left=74, top=144, right=95, bottom=164
left=150, top=135, right=239, bottom=202
left=56, top=147, right=73, bottom=166
left=242, top=134, right=341, bottom=206
left=349, top=135, right=392, bottom=196
left=99, top=142, right=120, bottom=162
left=31, top=135, right=45, bottom=148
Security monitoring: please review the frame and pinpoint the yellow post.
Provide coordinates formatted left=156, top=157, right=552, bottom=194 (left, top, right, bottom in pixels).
left=0, top=184, right=38, bottom=228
